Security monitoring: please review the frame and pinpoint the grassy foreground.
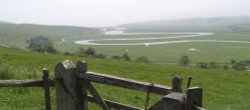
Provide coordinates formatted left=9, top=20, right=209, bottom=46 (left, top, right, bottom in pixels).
left=0, top=46, right=250, bottom=110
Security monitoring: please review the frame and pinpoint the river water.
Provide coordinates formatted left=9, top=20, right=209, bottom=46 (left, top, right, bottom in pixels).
left=74, top=31, right=249, bottom=46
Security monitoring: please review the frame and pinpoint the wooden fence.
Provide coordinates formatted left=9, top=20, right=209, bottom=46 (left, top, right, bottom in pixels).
left=0, top=60, right=205, bottom=110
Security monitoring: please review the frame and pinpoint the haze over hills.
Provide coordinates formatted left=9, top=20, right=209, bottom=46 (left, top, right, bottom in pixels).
left=119, top=16, right=250, bottom=33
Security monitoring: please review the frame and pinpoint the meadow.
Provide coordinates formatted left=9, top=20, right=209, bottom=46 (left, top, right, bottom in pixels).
left=0, top=46, right=250, bottom=110
left=1, top=23, right=250, bottom=65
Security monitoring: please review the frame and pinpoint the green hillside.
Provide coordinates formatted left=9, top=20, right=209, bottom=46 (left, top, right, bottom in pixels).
left=120, top=16, right=250, bottom=32
left=0, top=46, right=250, bottom=110
left=0, top=23, right=100, bottom=50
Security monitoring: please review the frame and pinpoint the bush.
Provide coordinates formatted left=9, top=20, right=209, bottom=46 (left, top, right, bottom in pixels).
left=63, top=52, right=74, bottom=56
left=95, top=53, right=106, bottom=59
left=136, top=56, right=150, bottom=63
left=197, top=62, right=208, bottom=69
left=85, top=47, right=96, bottom=56
left=209, top=62, right=219, bottom=68
left=122, top=53, right=131, bottom=61
left=27, top=35, right=58, bottom=53
left=179, top=55, right=190, bottom=66
left=223, top=65, right=229, bottom=70
left=111, top=55, right=123, bottom=60
left=232, top=62, right=247, bottom=71
left=78, top=47, right=96, bottom=56
left=231, top=59, right=236, bottom=64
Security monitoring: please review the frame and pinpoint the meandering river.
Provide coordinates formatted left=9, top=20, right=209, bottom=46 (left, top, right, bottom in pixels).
left=74, top=31, right=249, bottom=46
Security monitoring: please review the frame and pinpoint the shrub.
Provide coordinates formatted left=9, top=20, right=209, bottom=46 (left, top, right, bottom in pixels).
left=231, top=59, right=236, bottom=64
left=209, top=62, right=219, bottom=68
left=85, top=47, right=96, bottom=56
left=27, top=35, right=58, bottom=53
left=111, top=55, right=123, bottom=60
left=136, top=56, right=150, bottom=63
left=223, top=65, right=229, bottom=70
left=197, top=62, right=208, bottom=69
left=122, top=53, right=131, bottom=61
left=63, top=52, right=74, bottom=56
left=232, top=62, right=247, bottom=71
left=95, top=53, right=106, bottom=59
left=179, top=55, right=190, bottom=66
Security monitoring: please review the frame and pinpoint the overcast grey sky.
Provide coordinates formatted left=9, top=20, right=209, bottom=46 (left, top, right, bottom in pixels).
left=0, top=0, right=250, bottom=27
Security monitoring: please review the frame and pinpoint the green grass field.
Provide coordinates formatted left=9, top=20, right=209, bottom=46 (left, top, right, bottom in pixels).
left=1, top=23, right=250, bottom=65
left=0, top=46, right=250, bottom=110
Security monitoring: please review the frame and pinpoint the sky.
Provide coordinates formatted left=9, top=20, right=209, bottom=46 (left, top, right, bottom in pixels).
left=0, top=0, right=250, bottom=27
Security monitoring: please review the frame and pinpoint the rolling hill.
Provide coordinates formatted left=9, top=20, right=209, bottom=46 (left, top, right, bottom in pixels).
left=0, top=22, right=100, bottom=50
left=119, top=16, right=250, bottom=32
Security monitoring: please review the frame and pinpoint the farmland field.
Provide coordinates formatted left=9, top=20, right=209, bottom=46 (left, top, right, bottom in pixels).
left=1, top=23, right=250, bottom=64
left=71, top=31, right=250, bottom=64
left=0, top=46, right=250, bottom=110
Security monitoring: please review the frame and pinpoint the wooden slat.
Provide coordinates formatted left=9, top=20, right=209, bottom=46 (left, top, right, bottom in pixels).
left=86, top=82, right=110, bottom=110
left=87, top=95, right=141, bottom=110
left=78, top=72, right=172, bottom=95
left=0, top=80, right=55, bottom=87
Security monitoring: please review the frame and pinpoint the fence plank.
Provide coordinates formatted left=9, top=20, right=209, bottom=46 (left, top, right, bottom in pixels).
left=0, top=80, right=55, bottom=87
left=87, top=95, right=141, bottom=110
left=43, top=68, right=51, bottom=110
left=78, top=72, right=172, bottom=95
left=86, top=82, right=110, bottom=110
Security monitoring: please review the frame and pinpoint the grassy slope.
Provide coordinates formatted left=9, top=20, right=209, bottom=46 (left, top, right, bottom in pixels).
left=0, top=23, right=100, bottom=50
left=0, top=47, right=250, bottom=110
left=1, top=22, right=250, bottom=64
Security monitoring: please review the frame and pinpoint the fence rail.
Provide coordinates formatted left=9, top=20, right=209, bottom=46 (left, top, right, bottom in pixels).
left=78, top=72, right=172, bottom=95
left=0, top=60, right=205, bottom=110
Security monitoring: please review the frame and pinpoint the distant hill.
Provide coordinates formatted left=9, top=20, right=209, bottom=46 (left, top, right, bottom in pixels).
left=0, top=22, right=100, bottom=49
left=119, top=16, right=250, bottom=32
left=0, top=21, right=11, bottom=24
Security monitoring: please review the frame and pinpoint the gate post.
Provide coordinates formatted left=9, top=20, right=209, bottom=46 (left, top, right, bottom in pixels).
left=162, top=92, right=185, bottom=110
left=186, top=87, right=203, bottom=110
left=55, top=60, right=86, bottom=110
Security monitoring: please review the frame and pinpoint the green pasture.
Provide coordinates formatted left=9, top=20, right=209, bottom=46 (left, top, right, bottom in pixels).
left=69, top=33, right=250, bottom=64
left=1, top=23, right=250, bottom=64
left=0, top=46, right=250, bottom=110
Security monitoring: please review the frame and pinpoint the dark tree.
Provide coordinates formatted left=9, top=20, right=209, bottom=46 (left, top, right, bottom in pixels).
left=27, top=35, right=58, bottom=53
left=122, top=53, right=131, bottom=61
left=95, top=53, right=106, bottom=59
left=223, top=65, right=229, bottom=70
left=232, top=62, right=247, bottom=71
left=197, top=62, right=208, bottom=69
left=84, top=47, right=96, bottom=56
left=179, top=55, right=190, bottom=66
left=111, top=55, right=123, bottom=60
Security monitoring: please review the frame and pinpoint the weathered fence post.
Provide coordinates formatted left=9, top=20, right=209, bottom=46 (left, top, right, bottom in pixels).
left=76, top=61, right=88, bottom=110
left=55, top=60, right=86, bottom=110
left=162, top=92, right=185, bottom=110
left=172, top=76, right=182, bottom=92
left=186, top=87, right=203, bottom=110
left=43, top=68, right=51, bottom=110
